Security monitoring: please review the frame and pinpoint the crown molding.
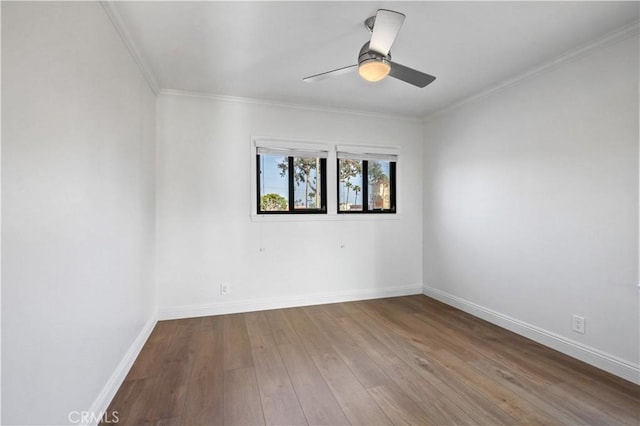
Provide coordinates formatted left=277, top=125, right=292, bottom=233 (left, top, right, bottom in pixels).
left=159, top=88, right=424, bottom=122
left=423, top=20, right=640, bottom=123
left=100, top=1, right=160, bottom=95
left=99, top=0, right=637, bottom=123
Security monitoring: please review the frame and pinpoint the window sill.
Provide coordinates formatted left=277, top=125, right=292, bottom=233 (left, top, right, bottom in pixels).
left=250, top=213, right=401, bottom=223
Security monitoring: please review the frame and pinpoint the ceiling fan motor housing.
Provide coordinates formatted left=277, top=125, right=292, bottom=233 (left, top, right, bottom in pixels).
left=358, top=42, right=391, bottom=66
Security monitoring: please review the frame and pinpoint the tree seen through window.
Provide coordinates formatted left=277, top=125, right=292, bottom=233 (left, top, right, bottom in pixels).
left=257, top=152, right=327, bottom=214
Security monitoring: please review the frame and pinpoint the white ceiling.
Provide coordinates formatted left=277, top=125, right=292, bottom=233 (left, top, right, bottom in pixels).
left=109, top=1, right=639, bottom=118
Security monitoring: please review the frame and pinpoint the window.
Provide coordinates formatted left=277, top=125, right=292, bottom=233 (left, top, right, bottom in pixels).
left=256, top=146, right=327, bottom=214
left=337, top=151, right=396, bottom=213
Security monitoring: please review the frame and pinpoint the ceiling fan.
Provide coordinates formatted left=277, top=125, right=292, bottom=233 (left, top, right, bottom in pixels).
left=303, top=9, right=436, bottom=88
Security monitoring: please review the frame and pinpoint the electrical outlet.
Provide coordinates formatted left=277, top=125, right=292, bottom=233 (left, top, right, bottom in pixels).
left=572, top=315, right=585, bottom=334
left=220, top=283, right=230, bottom=296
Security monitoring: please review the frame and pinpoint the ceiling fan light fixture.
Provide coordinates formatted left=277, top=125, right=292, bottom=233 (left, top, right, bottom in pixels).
left=303, top=10, right=435, bottom=88
left=358, top=58, right=391, bottom=82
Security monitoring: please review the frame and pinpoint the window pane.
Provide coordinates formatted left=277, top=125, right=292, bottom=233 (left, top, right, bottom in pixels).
left=293, top=157, right=322, bottom=210
left=368, top=160, right=391, bottom=210
left=338, top=159, right=363, bottom=211
left=259, top=154, right=289, bottom=212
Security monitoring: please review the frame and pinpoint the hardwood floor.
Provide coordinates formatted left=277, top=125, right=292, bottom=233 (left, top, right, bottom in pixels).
left=105, top=295, right=640, bottom=425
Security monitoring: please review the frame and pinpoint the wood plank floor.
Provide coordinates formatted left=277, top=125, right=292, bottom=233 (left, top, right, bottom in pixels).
left=105, top=295, right=640, bottom=425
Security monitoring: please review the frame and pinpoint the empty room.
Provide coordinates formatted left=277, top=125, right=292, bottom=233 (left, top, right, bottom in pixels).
left=2, top=1, right=639, bottom=425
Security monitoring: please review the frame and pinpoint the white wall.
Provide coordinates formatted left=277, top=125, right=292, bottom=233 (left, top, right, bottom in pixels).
left=423, top=32, right=639, bottom=382
left=2, top=2, right=157, bottom=424
left=156, top=94, right=423, bottom=317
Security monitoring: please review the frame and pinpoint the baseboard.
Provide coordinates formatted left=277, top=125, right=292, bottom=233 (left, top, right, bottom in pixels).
left=422, top=285, right=640, bottom=385
left=158, top=284, right=422, bottom=320
left=86, top=313, right=158, bottom=425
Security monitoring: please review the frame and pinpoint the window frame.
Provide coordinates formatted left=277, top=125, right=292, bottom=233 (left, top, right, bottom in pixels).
left=256, top=152, right=328, bottom=215
left=251, top=139, right=400, bottom=221
left=337, top=157, right=397, bottom=214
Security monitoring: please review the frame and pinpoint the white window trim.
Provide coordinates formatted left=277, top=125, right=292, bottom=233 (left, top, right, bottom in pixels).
left=250, top=137, right=401, bottom=222
left=336, top=144, right=400, bottom=159
left=255, top=138, right=330, bottom=154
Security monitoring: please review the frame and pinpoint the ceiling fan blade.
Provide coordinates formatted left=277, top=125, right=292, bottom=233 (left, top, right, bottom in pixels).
left=389, top=62, right=436, bottom=88
left=303, top=64, right=357, bottom=83
left=369, top=9, right=405, bottom=56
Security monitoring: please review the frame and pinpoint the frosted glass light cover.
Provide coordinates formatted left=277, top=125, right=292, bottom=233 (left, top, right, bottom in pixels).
left=358, top=60, right=391, bottom=82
